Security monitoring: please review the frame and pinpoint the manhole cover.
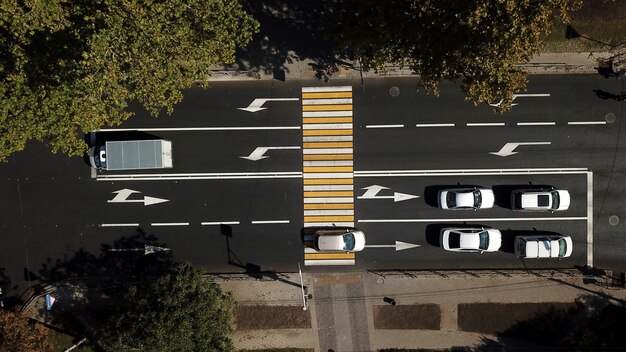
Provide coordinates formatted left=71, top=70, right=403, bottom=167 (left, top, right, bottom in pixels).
left=606, top=113, right=616, bottom=124
left=609, top=215, right=619, bottom=226
left=389, top=86, right=400, bottom=97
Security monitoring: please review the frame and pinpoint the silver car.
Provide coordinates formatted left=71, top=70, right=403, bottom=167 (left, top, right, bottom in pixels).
left=438, top=188, right=495, bottom=210
left=313, top=228, right=366, bottom=253
left=511, top=188, right=571, bottom=212
left=440, top=227, right=502, bottom=253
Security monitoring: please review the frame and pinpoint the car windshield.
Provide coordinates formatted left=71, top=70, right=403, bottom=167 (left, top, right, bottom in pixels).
left=342, top=233, right=356, bottom=251
left=558, top=238, right=567, bottom=257
left=447, top=232, right=461, bottom=249
left=478, top=231, right=490, bottom=250
left=446, top=192, right=457, bottom=207
left=551, top=191, right=560, bottom=209
left=473, top=190, right=482, bottom=207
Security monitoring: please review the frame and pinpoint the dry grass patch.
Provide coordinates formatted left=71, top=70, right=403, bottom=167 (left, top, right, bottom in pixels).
left=235, top=305, right=311, bottom=330
left=373, top=304, right=440, bottom=330
left=458, top=302, right=574, bottom=334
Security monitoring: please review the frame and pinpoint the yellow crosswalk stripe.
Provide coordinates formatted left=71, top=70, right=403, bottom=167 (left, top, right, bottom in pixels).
left=303, top=142, right=353, bottom=148
left=302, top=92, right=352, bottom=99
left=304, top=178, right=353, bottom=185
left=303, top=154, right=353, bottom=161
left=303, top=105, right=352, bottom=111
left=303, top=166, right=353, bottom=173
left=303, top=129, right=352, bottom=136
left=304, top=191, right=354, bottom=197
left=304, top=203, right=354, bottom=210
left=304, top=215, right=354, bottom=222
left=304, top=252, right=356, bottom=260
left=303, top=117, right=353, bottom=123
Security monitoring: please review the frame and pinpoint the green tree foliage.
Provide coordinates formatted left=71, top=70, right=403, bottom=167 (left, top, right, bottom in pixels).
left=0, top=0, right=258, bottom=160
left=0, top=310, right=53, bottom=352
left=334, top=0, right=580, bottom=111
left=98, top=262, right=235, bottom=352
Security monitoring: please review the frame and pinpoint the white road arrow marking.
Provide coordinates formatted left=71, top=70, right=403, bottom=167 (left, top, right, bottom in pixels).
left=489, top=142, right=551, bottom=157
left=357, top=185, right=420, bottom=202
left=238, top=98, right=300, bottom=112
left=240, top=146, right=301, bottom=161
left=365, top=241, right=421, bottom=251
left=489, top=93, right=550, bottom=108
left=108, top=189, right=169, bottom=206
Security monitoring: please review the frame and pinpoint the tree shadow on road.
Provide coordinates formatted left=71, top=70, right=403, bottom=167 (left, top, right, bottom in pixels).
left=38, top=229, right=176, bottom=284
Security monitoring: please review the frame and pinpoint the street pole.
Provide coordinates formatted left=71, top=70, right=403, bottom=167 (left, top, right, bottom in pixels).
left=297, top=262, right=308, bottom=311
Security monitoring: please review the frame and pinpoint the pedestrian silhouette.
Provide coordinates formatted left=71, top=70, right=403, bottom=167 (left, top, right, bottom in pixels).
left=383, top=296, right=396, bottom=305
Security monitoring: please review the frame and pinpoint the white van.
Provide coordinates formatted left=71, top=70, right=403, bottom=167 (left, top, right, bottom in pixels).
left=514, top=235, right=573, bottom=259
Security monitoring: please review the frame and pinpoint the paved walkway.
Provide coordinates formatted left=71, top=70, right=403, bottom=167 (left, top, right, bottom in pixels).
left=209, top=51, right=613, bottom=82
left=222, top=270, right=626, bottom=351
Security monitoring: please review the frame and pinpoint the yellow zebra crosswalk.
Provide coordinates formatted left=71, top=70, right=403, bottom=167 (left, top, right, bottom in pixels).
left=301, top=86, right=357, bottom=266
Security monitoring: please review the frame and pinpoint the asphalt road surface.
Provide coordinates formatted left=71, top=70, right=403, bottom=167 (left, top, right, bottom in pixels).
left=1, top=75, right=625, bottom=296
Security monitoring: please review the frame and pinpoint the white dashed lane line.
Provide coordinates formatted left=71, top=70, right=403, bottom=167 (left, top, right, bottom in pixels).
left=366, top=124, right=404, bottom=128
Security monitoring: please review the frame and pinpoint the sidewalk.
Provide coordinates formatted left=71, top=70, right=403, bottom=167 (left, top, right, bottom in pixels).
left=221, top=270, right=626, bottom=351
left=208, top=52, right=613, bottom=82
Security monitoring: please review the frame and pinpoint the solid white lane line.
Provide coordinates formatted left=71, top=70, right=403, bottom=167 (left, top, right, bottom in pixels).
left=365, top=124, right=404, bottom=128
left=303, top=173, right=354, bottom=179
left=416, top=123, right=455, bottom=127
left=304, top=210, right=354, bottom=216
left=302, top=123, right=353, bottom=130
left=100, top=223, right=139, bottom=227
left=517, top=122, right=556, bottom=126
left=467, top=122, right=506, bottom=127
left=303, top=185, right=354, bottom=191
left=302, top=86, right=352, bottom=92
left=355, top=171, right=590, bottom=177
left=587, top=171, right=593, bottom=267
left=354, top=167, right=588, bottom=177
left=358, top=217, right=587, bottom=223
left=152, top=222, right=190, bottom=226
left=304, top=197, right=354, bottom=203
left=201, top=221, right=240, bottom=226
left=304, top=222, right=355, bottom=227
left=303, top=148, right=353, bottom=154
left=303, top=160, right=353, bottom=167
left=568, top=121, right=607, bottom=125
left=97, top=171, right=302, bottom=181
left=355, top=167, right=587, bottom=174
left=97, top=126, right=300, bottom=132
left=303, top=136, right=353, bottom=142
left=251, top=220, right=290, bottom=224
left=302, top=98, right=353, bottom=105
left=303, top=111, right=353, bottom=117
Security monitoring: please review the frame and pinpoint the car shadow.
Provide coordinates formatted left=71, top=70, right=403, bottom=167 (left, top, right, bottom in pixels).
left=423, top=184, right=483, bottom=208
left=492, top=184, right=554, bottom=209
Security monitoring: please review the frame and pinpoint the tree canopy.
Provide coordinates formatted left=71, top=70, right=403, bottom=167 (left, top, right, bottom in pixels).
left=0, top=310, right=53, bottom=352
left=334, top=0, right=580, bottom=111
left=0, top=0, right=258, bottom=161
left=97, top=262, right=235, bottom=352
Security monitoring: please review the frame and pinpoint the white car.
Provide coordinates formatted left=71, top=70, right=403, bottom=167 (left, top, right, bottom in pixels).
left=438, top=188, right=495, bottom=210
left=514, top=235, right=573, bottom=258
left=440, top=227, right=502, bottom=253
left=314, top=228, right=366, bottom=252
left=511, top=189, right=570, bottom=212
